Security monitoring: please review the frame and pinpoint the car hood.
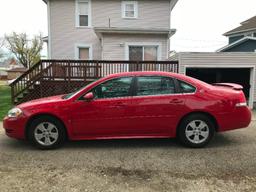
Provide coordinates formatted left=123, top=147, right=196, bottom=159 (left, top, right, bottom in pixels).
left=17, top=95, right=66, bottom=109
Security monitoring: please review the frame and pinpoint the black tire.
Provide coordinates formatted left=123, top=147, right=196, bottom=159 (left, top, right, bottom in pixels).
left=177, top=114, right=215, bottom=148
left=27, top=116, right=66, bottom=150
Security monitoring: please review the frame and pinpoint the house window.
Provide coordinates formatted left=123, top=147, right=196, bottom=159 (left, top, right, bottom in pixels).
left=75, top=44, right=92, bottom=59
left=76, top=0, right=90, bottom=27
left=244, top=33, right=253, bottom=37
left=79, top=48, right=90, bottom=59
left=75, top=44, right=93, bottom=76
left=122, top=1, right=138, bottom=19
left=129, top=46, right=158, bottom=61
left=128, top=45, right=159, bottom=71
left=75, top=44, right=93, bottom=60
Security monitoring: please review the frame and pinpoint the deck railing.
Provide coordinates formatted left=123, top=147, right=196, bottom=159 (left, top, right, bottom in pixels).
left=10, top=60, right=179, bottom=104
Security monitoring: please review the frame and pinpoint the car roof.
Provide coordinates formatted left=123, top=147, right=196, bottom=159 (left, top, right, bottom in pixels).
left=106, top=71, right=190, bottom=82
left=104, top=71, right=211, bottom=89
left=107, top=71, right=181, bottom=78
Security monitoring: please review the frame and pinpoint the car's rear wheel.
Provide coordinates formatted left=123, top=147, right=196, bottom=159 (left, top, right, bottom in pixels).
left=28, top=116, right=66, bottom=149
left=178, top=114, right=215, bottom=148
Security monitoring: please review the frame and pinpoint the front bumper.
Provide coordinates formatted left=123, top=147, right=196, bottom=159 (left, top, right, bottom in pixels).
left=3, top=116, right=27, bottom=139
left=216, top=106, right=252, bottom=132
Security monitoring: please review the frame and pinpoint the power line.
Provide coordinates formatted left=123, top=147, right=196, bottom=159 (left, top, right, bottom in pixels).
left=173, top=38, right=227, bottom=43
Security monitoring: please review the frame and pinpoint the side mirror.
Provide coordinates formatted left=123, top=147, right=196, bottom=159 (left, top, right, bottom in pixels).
left=83, top=92, right=94, bottom=101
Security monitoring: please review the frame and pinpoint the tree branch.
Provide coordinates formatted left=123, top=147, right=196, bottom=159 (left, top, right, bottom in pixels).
left=5, top=32, right=43, bottom=68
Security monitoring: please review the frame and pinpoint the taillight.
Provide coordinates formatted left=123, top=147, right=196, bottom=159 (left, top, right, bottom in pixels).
left=235, top=91, right=247, bottom=108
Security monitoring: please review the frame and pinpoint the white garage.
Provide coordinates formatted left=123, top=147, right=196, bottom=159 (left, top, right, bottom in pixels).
left=178, top=52, right=256, bottom=108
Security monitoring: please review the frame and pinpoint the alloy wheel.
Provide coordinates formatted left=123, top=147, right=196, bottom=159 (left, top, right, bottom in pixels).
left=185, top=120, right=209, bottom=144
left=34, top=122, right=59, bottom=146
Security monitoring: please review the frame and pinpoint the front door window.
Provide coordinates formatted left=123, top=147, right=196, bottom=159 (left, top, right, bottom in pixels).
left=90, top=77, right=133, bottom=99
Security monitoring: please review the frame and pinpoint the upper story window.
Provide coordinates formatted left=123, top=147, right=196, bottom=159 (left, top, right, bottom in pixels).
left=122, top=1, right=138, bottom=19
left=244, top=33, right=253, bottom=37
left=76, top=0, right=91, bottom=27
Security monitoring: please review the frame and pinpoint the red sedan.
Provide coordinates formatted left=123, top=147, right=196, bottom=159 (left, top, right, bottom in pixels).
left=3, top=71, right=251, bottom=149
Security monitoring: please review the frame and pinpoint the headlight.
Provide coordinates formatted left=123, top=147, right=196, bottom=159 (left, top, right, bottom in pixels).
left=8, top=108, right=23, bottom=118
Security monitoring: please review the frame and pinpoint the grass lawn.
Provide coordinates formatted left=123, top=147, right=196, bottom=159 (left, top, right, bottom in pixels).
left=0, top=82, right=12, bottom=120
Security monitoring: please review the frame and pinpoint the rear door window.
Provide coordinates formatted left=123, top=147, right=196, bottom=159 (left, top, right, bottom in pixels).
left=136, top=76, right=176, bottom=96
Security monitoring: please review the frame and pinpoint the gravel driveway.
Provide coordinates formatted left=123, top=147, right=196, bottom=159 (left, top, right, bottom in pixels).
left=0, top=117, right=256, bottom=192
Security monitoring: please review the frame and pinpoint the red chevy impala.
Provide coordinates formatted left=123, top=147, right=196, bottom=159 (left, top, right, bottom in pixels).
left=3, top=72, right=251, bottom=149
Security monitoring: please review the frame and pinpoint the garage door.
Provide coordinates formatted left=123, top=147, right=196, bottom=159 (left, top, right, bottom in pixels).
left=186, top=68, right=251, bottom=99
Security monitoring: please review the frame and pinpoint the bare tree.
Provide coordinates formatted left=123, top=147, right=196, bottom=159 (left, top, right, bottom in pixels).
left=0, top=38, right=4, bottom=59
left=0, top=38, right=4, bottom=48
left=5, top=32, right=43, bottom=68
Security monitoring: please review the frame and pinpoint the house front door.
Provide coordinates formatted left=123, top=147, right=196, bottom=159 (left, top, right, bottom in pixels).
left=129, top=46, right=143, bottom=71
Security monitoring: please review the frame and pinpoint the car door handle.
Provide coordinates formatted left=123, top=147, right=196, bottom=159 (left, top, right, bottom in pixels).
left=169, top=99, right=183, bottom=104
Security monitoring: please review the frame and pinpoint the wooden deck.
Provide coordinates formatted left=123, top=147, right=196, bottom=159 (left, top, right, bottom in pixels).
left=10, top=60, right=179, bottom=104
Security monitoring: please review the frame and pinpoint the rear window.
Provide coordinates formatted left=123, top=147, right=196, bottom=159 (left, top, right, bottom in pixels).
left=178, top=80, right=196, bottom=93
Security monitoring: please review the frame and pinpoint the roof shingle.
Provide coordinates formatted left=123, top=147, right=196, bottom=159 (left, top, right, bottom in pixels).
left=224, top=15, right=256, bottom=36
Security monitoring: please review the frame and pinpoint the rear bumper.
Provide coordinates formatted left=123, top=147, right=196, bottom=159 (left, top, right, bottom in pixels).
left=3, top=116, right=27, bottom=139
left=216, top=107, right=252, bottom=132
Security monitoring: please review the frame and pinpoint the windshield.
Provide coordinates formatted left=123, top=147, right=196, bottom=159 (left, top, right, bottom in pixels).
left=62, top=81, right=96, bottom=99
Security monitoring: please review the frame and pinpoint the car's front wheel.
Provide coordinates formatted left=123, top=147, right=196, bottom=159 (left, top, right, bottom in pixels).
left=178, top=114, right=215, bottom=148
left=28, top=116, right=66, bottom=149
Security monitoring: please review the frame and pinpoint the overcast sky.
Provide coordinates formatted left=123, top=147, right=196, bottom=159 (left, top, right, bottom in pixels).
left=0, top=0, right=256, bottom=53
left=0, top=0, right=47, bottom=37
left=171, top=0, right=256, bottom=52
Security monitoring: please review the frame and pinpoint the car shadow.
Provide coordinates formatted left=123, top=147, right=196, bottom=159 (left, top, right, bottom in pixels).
left=63, top=133, right=240, bottom=150
left=207, top=133, right=238, bottom=148
left=64, top=138, right=181, bottom=150
left=0, top=139, right=32, bottom=150
left=1, top=133, right=244, bottom=151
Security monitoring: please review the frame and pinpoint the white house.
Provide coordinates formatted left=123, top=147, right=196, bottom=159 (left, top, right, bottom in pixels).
left=43, top=0, right=179, bottom=61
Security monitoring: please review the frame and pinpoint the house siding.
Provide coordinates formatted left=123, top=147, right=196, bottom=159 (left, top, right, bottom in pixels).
left=102, top=34, right=168, bottom=60
left=223, top=40, right=256, bottom=52
left=229, top=35, right=244, bottom=44
left=178, top=52, right=256, bottom=105
left=49, top=0, right=102, bottom=59
left=92, top=0, right=171, bottom=29
left=49, top=0, right=172, bottom=59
